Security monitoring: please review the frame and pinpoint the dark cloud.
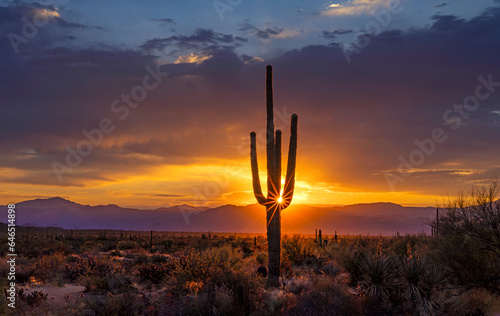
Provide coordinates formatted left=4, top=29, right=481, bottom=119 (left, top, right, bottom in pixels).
left=430, top=14, right=466, bottom=31
left=150, top=18, right=176, bottom=24
left=433, top=3, right=448, bottom=8
left=270, top=7, right=500, bottom=192
left=239, top=22, right=285, bottom=39
left=54, top=17, right=106, bottom=31
left=140, top=28, right=245, bottom=52
left=322, top=29, right=354, bottom=40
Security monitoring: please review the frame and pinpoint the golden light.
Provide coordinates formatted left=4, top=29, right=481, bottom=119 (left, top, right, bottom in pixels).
left=278, top=196, right=283, bottom=203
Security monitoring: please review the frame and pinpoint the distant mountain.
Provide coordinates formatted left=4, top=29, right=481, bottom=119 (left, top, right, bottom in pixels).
left=0, top=197, right=436, bottom=235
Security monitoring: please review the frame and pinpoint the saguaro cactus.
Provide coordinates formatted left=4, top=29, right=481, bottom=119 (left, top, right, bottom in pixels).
left=250, top=65, right=298, bottom=287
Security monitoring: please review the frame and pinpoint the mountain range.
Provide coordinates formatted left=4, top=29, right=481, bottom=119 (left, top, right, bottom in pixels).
left=0, top=197, right=437, bottom=235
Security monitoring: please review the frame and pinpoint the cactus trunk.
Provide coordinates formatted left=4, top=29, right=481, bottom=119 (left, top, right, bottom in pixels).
left=250, top=65, right=298, bottom=287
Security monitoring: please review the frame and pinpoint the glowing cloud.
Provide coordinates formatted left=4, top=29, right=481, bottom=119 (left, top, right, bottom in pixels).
left=321, top=0, right=392, bottom=16
left=33, top=8, right=60, bottom=19
left=173, top=53, right=212, bottom=64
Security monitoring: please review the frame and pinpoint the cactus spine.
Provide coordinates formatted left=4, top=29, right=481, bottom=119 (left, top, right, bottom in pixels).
left=250, top=65, right=298, bottom=287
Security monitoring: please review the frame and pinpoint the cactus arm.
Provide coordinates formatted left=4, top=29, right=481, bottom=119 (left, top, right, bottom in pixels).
left=281, top=114, right=298, bottom=209
left=266, top=65, right=276, bottom=199
left=274, top=129, right=282, bottom=201
left=250, top=132, right=267, bottom=205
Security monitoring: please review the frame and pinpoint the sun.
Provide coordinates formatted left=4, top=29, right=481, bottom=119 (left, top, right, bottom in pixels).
left=278, top=196, right=283, bottom=203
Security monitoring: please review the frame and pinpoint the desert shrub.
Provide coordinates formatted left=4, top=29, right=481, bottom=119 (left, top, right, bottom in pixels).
left=34, top=252, right=65, bottom=283
left=17, top=289, right=48, bottom=307
left=15, top=262, right=36, bottom=284
left=133, top=254, right=149, bottom=264
left=117, top=240, right=137, bottom=250
left=396, top=255, right=447, bottom=314
left=431, top=233, right=500, bottom=291
left=83, top=273, right=133, bottom=294
left=286, top=277, right=361, bottom=315
left=81, top=240, right=105, bottom=252
left=356, top=254, right=395, bottom=298
left=341, top=249, right=368, bottom=284
left=240, top=240, right=254, bottom=258
left=440, top=288, right=500, bottom=315
left=137, top=261, right=175, bottom=284
left=173, top=250, right=220, bottom=284
left=160, top=238, right=174, bottom=252
left=150, top=254, right=170, bottom=263
left=432, top=180, right=500, bottom=291
left=83, top=294, right=149, bottom=316
left=282, top=234, right=313, bottom=266
left=62, top=253, right=115, bottom=281
left=184, top=269, right=264, bottom=315
left=256, top=252, right=268, bottom=265
left=321, top=261, right=340, bottom=276
left=388, top=235, right=418, bottom=259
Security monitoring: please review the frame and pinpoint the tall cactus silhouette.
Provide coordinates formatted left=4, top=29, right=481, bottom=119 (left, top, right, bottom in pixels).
left=250, top=65, right=298, bottom=287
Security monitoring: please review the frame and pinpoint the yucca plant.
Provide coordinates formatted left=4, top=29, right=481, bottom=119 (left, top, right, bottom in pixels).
left=356, top=254, right=395, bottom=298
left=397, top=255, right=448, bottom=313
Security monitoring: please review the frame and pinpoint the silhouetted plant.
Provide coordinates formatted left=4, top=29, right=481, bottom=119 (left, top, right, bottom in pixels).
left=432, top=179, right=500, bottom=291
left=17, top=289, right=48, bottom=307
left=356, top=254, right=395, bottom=298
left=138, top=262, right=175, bottom=284
left=250, top=65, right=298, bottom=287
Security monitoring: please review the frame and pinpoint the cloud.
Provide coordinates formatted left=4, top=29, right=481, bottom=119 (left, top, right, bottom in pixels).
left=321, top=0, right=393, bottom=16
left=173, top=53, right=212, bottom=64
left=1, top=4, right=500, bottom=203
left=150, top=18, right=176, bottom=24
left=434, top=3, right=448, bottom=8
left=140, top=28, right=246, bottom=52
left=33, top=8, right=60, bottom=19
left=322, top=29, right=354, bottom=40
left=239, top=22, right=302, bottom=40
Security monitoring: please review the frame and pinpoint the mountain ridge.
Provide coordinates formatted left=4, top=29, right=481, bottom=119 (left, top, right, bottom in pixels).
left=1, top=197, right=436, bottom=235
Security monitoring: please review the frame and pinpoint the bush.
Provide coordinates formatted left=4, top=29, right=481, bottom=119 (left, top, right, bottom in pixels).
left=356, top=254, right=395, bottom=298
left=83, top=294, right=149, bottom=316
left=282, top=234, right=313, bottom=266
left=256, top=252, right=267, bottom=265
left=34, top=252, right=65, bottom=283
left=137, top=261, right=175, bottom=284
left=62, top=253, right=115, bottom=282
left=286, top=277, right=361, bottom=315
left=440, top=288, right=500, bottom=315
left=83, top=273, right=132, bottom=294
left=189, top=270, right=265, bottom=315
left=433, top=180, right=500, bottom=291
left=117, top=240, right=137, bottom=250
left=17, top=289, right=48, bottom=307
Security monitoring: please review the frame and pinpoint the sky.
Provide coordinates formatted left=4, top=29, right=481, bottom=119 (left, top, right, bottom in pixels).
left=1, top=0, right=500, bottom=209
